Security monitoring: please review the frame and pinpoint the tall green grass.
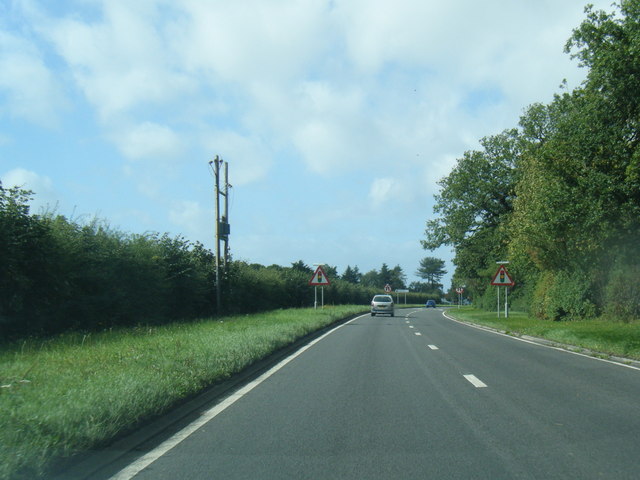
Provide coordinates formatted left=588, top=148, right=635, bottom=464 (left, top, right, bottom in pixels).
left=447, top=308, right=640, bottom=360
left=0, top=306, right=366, bottom=480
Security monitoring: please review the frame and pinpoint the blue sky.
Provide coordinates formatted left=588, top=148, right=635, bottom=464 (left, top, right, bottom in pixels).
left=0, top=0, right=613, bottom=288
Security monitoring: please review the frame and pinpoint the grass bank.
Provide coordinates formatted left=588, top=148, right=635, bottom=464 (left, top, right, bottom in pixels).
left=446, top=307, right=640, bottom=361
left=0, top=305, right=367, bottom=480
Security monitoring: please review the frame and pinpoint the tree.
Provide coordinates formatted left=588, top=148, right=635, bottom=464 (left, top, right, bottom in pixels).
left=360, top=269, right=380, bottom=288
left=422, top=129, right=522, bottom=251
left=324, top=265, right=339, bottom=278
left=379, top=263, right=392, bottom=286
left=422, top=129, right=522, bottom=300
left=389, top=264, right=407, bottom=289
left=342, top=265, right=362, bottom=284
left=409, top=281, right=430, bottom=293
left=359, top=263, right=407, bottom=289
left=416, top=257, right=447, bottom=289
left=290, top=260, right=312, bottom=274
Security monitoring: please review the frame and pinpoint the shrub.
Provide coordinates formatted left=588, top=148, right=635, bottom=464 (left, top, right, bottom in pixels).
left=531, top=270, right=597, bottom=321
left=603, top=262, right=640, bottom=322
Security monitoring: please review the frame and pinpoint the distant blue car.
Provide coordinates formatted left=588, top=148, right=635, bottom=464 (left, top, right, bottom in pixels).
left=425, top=300, right=436, bottom=308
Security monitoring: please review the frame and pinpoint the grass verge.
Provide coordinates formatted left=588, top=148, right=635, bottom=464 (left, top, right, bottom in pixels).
left=0, top=305, right=366, bottom=480
left=445, top=307, right=640, bottom=361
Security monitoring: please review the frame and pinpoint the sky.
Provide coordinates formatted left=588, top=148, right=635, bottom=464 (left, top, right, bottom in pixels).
left=0, top=0, right=615, bottom=289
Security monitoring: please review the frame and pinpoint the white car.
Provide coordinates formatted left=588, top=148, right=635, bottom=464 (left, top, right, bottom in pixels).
left=371, top=295, right=394, bottom=317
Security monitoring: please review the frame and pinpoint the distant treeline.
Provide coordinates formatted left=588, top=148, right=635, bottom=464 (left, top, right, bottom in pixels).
left=0, top=185, right=435, bottom=339
left=423, top=2, right=640, bottom=321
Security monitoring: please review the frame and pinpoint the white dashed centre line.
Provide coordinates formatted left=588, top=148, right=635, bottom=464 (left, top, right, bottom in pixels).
left=409, top=325, right=415, bottom=329
left=428, top=345, right=439, bottom=350
left=463, top=374, right=487, bottom=388
left=414, top=332, right=422, bottom=336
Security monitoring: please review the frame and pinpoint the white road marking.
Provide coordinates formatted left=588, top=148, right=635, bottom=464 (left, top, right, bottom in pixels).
left=428, top=345, right=439, bottom=350
left=464, top=374, right=487, bottom=388
left=414, top=332, right=422, bottom=336
left=109, top=313, right=371, bottom=480
left=409, top=325, right=415, bottom=329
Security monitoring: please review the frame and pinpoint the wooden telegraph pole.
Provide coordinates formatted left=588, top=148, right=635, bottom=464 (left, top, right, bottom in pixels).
left=210, top=156, right=230, bottom=315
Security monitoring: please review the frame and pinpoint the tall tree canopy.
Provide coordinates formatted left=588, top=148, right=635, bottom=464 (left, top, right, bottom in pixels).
left=422, top=129, right=521, bottom=299
left=423, top=1, right=640, bottom=320
left=416, top=257, right=447, bottom=289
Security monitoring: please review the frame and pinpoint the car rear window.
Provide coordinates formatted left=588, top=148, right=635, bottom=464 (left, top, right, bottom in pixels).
left=373, top=295, right=392, bottom=302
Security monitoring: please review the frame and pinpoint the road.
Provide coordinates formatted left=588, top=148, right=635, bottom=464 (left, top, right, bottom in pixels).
left=98, top=308, right=640, bottom=479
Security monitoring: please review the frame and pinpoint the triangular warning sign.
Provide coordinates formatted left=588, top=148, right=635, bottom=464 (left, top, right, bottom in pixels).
left=309, top=266, right=331, bottom=286
left=491, top=265, right=514, bottom=286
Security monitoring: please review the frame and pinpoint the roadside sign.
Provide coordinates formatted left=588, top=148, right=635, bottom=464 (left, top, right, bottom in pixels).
left=384, top=284, right=392, bottom=293
left=455, top=287, right=465, bottom=309
left=309, top=266, right=331, bottom=286
left=491, top=265, right=514, bottom=286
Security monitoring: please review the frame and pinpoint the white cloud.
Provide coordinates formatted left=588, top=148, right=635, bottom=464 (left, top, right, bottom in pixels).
left=169, top=199, right=209, bottom=237
left=17, top=0, right=604, bottom=189
left=171, top=0, right=331, bottom=84
left=293, top=120, right=350, bottom=175
left=115, top=122, right=183, bottom=160
left=201, top=130, right=272, bottom=186
left=424, top=154, right=458, bottom=192
left=369, top=177, right=401, bottom=208
left=0, top=31, right=62, bottom=125
left=43, top=1, right=194, bottom=120
left=1, top=168, right=59, bottom=212
left=290, top=81, right=376, bottom=175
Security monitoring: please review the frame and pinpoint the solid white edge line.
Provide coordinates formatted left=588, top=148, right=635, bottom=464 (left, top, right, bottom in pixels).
left=442, top=310, right=640, bottom=372
left=109, top=313, right=371, bottom=480
left=464, top=374, right=487, bottom=388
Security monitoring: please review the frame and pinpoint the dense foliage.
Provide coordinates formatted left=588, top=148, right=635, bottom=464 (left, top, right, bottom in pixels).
left=423, top=1, right=640, bottom=321
left=0, top=186, right=432, bottom=338
left=0, top=185, right=214, bottom=338
left=415, top=256, right=447, bottom=292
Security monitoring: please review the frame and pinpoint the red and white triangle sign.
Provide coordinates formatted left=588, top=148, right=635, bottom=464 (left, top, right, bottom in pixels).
left=309, top=266, right=331, bottom=286
left=491, top=265, right=515, bottom=286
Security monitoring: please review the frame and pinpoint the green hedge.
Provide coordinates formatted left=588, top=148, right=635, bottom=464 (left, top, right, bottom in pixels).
left=1, top=185, right=433, bottom=339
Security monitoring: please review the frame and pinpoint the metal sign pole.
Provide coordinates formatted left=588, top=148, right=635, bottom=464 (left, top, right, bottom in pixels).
left=497, top=286, right=500, bottom=318
left=505, top=287, right=509, bottom=318
left=314, top=286, right=317, bottom=310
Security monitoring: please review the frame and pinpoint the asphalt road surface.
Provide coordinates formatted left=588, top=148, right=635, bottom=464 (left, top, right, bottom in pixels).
left=95, top=308, right=640, bottom=479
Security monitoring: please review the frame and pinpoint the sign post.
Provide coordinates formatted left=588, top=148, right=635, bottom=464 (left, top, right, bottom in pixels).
left=491, top=263, right=514, bottom=318
left=455, top=287, right=465, bottom=308
left=309, top=265, right=331, bottom=309
left=396, top=289, right=409, bottom=304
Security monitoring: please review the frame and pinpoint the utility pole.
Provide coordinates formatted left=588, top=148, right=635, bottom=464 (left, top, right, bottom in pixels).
left=210, top=156, right=230, bottom=315
left=223, top=161, right=230, bottom=265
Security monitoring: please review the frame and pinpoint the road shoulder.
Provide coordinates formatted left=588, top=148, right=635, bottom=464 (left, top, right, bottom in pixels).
left=441, top=309, right=640, bottom=371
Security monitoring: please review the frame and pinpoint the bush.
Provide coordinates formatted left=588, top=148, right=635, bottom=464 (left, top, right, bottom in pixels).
left=1, top=186, right=439, bottom=339
left=531, top=270, right=597, bottom=321
left=603, top=262, right=640, bottom=322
